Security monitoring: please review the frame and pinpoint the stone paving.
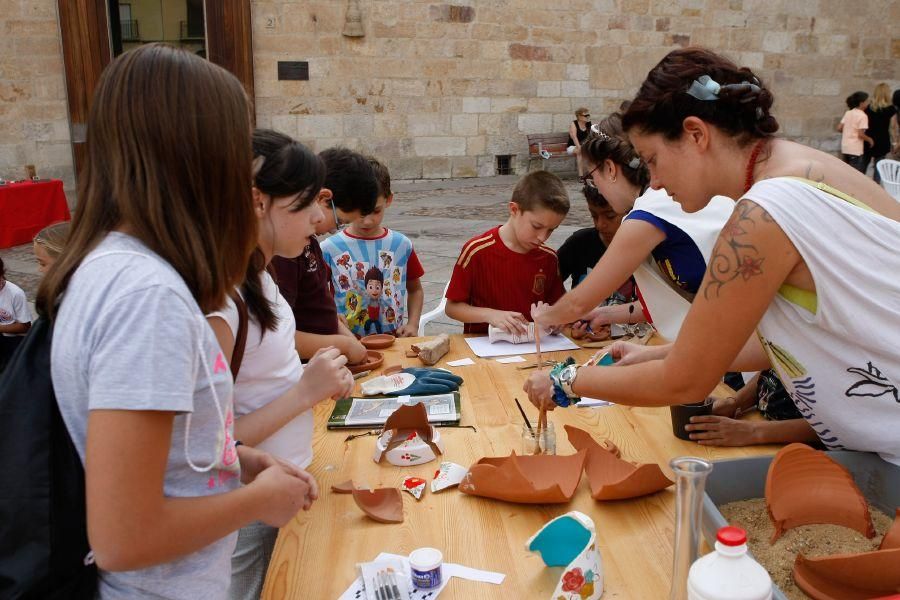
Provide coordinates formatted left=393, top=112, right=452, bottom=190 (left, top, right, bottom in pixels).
left=0, top=174, right=592, bottom=333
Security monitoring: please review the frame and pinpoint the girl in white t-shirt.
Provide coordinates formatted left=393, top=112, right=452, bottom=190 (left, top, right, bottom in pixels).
left=207, top=129, right=355, bottom=600
left=41, top=44, right=316, bottom=599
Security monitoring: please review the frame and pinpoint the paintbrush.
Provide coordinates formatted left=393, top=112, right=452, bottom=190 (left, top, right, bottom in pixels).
left=514, top=397, right=534, bottom=436
left=533, top=324, right=546, bottom=455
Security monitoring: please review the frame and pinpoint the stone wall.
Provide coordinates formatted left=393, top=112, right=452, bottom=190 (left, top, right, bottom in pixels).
left=252, top=0, right=900, bottom=179
left=0, top=0, right=73, bottom=195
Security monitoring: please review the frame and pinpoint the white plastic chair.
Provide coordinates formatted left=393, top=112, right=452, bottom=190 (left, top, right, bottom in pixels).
left=877, top=159, right=900, bottom=201
left=417, top=281, right=451, bottom=336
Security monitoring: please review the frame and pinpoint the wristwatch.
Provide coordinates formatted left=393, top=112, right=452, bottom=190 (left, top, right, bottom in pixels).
left=549, top=358, right=581, bottom=407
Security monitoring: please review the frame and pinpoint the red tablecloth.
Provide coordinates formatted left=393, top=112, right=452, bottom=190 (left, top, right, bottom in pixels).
left=0, top=180, right=70, bottom=248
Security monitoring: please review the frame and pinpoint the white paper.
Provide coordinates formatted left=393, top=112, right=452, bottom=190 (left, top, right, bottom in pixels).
left=339, top=552, right=505, bottom=600
left=495, top=355, right=526, bottom=364
left=446, top=357, right=475, bottom=367
left=464, top=334, right=580, bottom=358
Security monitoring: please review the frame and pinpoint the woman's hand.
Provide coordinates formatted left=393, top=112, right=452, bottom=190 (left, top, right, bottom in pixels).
left=299, top=347, right=354, bottom=406
left=684, top=415, right=760, bottom=446
left=489, top=309, right=528, bottom=335
left=523, top=371, right=556, bottom=411
left=609, top=340, right=656, bottom=366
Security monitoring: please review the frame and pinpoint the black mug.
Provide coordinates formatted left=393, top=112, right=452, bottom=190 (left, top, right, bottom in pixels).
left=669, top=398, right=713, bottom=441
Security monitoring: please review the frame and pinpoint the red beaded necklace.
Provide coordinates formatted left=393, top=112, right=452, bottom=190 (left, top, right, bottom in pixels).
left=743, top=139, right=767, bottom=193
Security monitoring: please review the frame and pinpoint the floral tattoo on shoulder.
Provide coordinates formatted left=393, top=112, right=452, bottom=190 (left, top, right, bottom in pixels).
left=703, top=200, right=774, bottom=300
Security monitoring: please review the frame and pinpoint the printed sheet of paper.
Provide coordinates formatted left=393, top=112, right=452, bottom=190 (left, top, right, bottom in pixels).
left=464, top=334, right=579, bottom=358
left=495, top=355, right=526, bottom=364
left=339, top=552, right=505, bottom=600
left=344, top=394, right=458, bottom=427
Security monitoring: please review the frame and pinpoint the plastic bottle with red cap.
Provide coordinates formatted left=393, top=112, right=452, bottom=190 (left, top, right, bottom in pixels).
left=686, top=526, right=773, bottom=600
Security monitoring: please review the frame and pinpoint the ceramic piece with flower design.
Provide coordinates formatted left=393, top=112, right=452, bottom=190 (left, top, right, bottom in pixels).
left=526, top=511, right=603, bottom=600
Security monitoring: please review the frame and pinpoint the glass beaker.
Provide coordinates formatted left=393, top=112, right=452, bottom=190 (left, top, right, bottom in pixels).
left=521, top=422, right=556, bottom=455
left=669, top=456, right=713, bottom=600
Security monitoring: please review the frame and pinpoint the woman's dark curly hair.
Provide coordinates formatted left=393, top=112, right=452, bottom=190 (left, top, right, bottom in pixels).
left=581, top=112, right=650, bottom=190
left=622, top=47, right=779, bottom=146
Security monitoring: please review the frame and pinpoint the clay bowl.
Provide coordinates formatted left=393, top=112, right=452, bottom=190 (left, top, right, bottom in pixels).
left=347, top=350, right=384, bottom=374
left=360, top=333, right=396, bottom=350
left=669, top=398, right=713, bottom=441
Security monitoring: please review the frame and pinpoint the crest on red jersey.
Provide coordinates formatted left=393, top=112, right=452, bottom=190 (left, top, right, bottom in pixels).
left=533, top=272, right=546, bottom=295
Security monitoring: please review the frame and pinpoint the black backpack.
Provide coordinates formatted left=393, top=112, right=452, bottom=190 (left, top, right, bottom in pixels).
left=0, top=317, right=97, bottom=599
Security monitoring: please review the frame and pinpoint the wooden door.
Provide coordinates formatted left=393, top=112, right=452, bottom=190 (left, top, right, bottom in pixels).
left=56, top=0, right=254, bottom=180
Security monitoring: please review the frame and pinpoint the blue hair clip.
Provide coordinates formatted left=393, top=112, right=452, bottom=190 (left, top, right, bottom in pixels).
left=627, top=157, right=641, bottom=169
left=686, top=75, right=721, bottom=101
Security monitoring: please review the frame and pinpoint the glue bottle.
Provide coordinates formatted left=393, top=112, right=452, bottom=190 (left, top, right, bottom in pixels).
left=686, top=526, right=772, bottom=600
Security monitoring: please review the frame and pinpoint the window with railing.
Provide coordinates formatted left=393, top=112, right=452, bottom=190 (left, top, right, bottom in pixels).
left=120, top=19, right=139, bottom=41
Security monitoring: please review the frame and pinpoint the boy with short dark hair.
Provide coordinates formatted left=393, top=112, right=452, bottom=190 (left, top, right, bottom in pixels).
left=445, top=171, right=569, bottom=334
left=272, top=147, right=379, bottom=362
left=321, top=157, right=425, bottom=337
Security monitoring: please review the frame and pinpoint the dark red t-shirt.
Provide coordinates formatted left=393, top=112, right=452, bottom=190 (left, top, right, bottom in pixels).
left=446, top=226, right=565, bottom=334
left=271, top=236, right=339, bottom=335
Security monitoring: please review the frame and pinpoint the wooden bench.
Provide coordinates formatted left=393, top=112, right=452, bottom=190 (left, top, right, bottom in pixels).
left=526, top=132, right=575, bottom=172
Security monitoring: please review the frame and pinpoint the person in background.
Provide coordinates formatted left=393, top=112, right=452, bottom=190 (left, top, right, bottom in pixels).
left=0, top=256, right=32, bottom=373
left=862, top=83, right=898, bottom=183
left=568, top=107, right=593, bottom=175
left=321, top=158, right=425, bottom=337
left=838, top=91, right=874, bottom=173
left=40, top=43, right=316, bottom=598
left=207, top=129, right=353, bottom=600
left=271, top=147, right=377, bottom=363
left=33, top=221, right=70, bottom=274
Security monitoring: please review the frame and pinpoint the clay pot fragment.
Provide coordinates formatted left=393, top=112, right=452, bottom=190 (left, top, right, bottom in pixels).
left=765, top=443, right=874, bottom=543
left=792, top=547, right=900, bottom=600
left=351, top=487, right=404, bottom=524
left=880, top=508, right=900, bottom=550
left=458, top=450, right=587, bottom=504
left=372, top=402, right=444, bottom=466
left=565, top=425, right=674, bottom=500
left=331, top=480, right=355, bottom=494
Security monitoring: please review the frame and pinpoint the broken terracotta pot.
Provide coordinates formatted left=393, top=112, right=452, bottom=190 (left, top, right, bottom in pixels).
left=880, top=508, right=900, bottom=550
left=792, top=547, right=900, bottom=600
left=348, top=350, right=384, bottom=374
left=565, top=425, right=674, bottom=501
left=331, top=479, right=355, bottom=494
left=765, top=443, right=874, bottom=543
left=351, top=487, right=404, bottom=524
left=372, top=402, right=444, bottom=466
left=458, top=450, right=587, bottom=504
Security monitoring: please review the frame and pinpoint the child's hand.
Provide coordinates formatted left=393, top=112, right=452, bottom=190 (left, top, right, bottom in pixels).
left=685, top=415, right=760, bottom=446
left=530, top=302, right=552, bottom=328
left=395, top=322, right=419, bottom=337
left=489, top=310, right=528, bottom=335
left=237, top=446, right=321, bottom=509
left=252, top=465, right=316, bottom=527
left=523, top=372, right=556, bottom=411
left=344, top=338, right=368, bottom=365
left=609, top=340, right=652, bottom=366
left=299, top=347, right=354, bottom=405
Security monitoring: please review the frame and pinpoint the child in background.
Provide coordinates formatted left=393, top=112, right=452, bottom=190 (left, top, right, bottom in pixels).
left=271, top=147, right=378, bottom=362
left=445, top=171, right=569, bottom=334
left=321, top=158, right=425, bottom=337
left=207, top=130, right=353, bottom=600
left=0, top=257, right=32, bottom=373
left=33, top=221, right=70, bottom=274
left=838, top=91, right=874, bottom=173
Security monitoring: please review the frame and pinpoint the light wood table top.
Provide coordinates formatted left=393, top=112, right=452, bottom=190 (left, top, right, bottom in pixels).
left=263, top=334, right=780, bottom=599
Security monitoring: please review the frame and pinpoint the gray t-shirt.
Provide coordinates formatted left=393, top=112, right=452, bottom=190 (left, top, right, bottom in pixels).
left=52, top=233, right=241, bottom=599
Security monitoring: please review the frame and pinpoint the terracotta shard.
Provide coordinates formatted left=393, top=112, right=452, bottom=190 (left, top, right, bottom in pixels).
left=373, top=402, right=444, bottom=466
left=331, top=479, right=355, bottom=494
left=351, top=487, right=404, bottom=524
left=880, top=508, right=900, bottom=550
left=565, top=425, right=674, bottom=501
left=458, top=450, right=587, bottom=504
left=792, top=547, right=900, bottom=600
left=765, top=443, right=874, bottom=543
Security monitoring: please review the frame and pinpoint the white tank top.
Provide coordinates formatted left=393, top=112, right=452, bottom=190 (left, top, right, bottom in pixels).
left=746, top=177, right=900, bottom=465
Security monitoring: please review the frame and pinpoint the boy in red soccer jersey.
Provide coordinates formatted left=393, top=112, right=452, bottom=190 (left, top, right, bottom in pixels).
left=445, top=171, right=570, bottom=334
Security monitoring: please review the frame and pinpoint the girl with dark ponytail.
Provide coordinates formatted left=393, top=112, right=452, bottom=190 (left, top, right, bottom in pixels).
left=526, top=48, right=900, bottom=465
left=532, top=111, right=733, bottom=339
left=207, top=129, right=356, bottom=599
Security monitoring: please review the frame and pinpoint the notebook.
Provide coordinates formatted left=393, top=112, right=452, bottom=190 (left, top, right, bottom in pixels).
left=327, top=393, right=462, bottom=429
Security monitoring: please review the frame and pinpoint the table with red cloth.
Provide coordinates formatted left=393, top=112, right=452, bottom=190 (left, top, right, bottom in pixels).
left=0, top=180, right=70, bottom=249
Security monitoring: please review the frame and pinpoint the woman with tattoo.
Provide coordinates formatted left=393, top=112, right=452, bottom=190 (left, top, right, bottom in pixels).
left=526, top=48, right=900, bottom=464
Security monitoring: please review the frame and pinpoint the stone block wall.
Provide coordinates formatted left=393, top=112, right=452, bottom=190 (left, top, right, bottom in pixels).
left=0, top=0, right=73, bottom=195
left=253, top=0, right=899, bottom=179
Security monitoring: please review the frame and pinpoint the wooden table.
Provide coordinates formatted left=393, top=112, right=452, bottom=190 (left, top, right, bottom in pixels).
left=263, top=335, right=780, bottom=599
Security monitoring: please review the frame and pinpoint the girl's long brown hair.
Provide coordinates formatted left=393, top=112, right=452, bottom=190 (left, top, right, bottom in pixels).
left=37, top=43, right=257, bottom=317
